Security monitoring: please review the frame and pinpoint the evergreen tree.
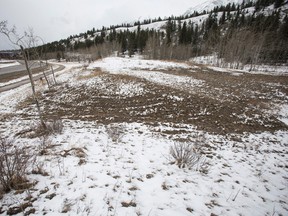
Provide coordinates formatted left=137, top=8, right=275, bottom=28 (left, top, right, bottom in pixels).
left=128, top=32, right=136, bottom=56
left=85, top=39, right=93, bottom=48
left=274, top=0, right=284, bottom=8
left=137, top=30, right=148, bottom=52
left=84, top=33, right=88, bottom=39
left=56, top=52, right=61, bottom=62
left=231, top=3, right=236, bottom=11
left=166, top=18, right=173, bottom=44
left=279, top=15, right=288, bottom=39
left=192, top=24, right=199, bottom=45
left=177, top=20, right=182, bottom=41
left=179, top=21, right=188, bottom=44
left=120, top=31, right=128, bottom=54
left=220, top=11, right=226, bottom=25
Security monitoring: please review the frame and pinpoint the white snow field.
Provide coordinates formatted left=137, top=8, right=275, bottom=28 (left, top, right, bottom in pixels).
left=0, top=60, right=20, bottom=69
left=0, top=56, right=287, bottom=216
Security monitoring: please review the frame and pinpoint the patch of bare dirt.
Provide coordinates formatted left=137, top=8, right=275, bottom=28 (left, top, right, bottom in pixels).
left=18, top=67, right=288, bottom=134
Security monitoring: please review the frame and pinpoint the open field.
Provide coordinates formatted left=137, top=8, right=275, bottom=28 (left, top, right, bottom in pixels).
left=0, top=57, right=287, bottom=215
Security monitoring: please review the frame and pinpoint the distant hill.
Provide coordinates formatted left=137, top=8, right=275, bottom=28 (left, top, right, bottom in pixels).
left=39, top=0, right=287, bottom=67
left=184, top=0, right=245, bottom=15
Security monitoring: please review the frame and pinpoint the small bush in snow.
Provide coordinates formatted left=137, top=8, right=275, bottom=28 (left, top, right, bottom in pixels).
left=169, top=142, right=202, bottom=169
left=47, top=118, right=64, bottom=134
left=32, top=118, right=63, bottom=138
left=0, top=138, right=34, bottom=193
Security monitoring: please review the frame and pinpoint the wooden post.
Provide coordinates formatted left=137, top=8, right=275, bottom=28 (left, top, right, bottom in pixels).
left=40, top=61, right=51, bottom=89
left=51, top=66, right=57, bottom=85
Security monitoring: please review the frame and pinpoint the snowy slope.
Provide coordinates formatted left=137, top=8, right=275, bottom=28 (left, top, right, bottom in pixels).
left=71, top=0, right=287, bottom=48
left=184, top=0, right=246, bottom=15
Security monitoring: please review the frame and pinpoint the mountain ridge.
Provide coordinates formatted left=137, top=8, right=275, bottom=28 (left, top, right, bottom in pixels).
left=184, top=0, right=251, bottom=15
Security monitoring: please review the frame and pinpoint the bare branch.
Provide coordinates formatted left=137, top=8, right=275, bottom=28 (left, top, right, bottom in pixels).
left=0, top=20, right=47, bottom=129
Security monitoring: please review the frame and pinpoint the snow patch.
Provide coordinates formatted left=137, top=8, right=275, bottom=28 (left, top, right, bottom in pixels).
left=0, top=60, right=21, bottom=68
left=191, top=55, right=288, bottom=76
left=88, top=57, right=204, bottom=91
left=276, top=104, right=288, bottom=126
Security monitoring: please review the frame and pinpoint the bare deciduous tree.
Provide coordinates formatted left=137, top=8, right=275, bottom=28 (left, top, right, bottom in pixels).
left=0, top=20, right=46, bottom=129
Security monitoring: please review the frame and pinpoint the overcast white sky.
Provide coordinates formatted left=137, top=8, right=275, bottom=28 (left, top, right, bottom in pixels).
left=0, top=0, right=206, bottom=50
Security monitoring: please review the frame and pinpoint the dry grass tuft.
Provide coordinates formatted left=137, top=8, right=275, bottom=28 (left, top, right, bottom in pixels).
left=121, top=200, right=137, bottom=208
left=61, top=147, right=87, bottom=165
left=77, top=67, right=105, bottom=80
left=169, top=142, right=202, bottom=169
left=28, top=118, right=64, bottom=138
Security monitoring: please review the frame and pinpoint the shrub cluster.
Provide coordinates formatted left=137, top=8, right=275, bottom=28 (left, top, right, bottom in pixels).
left=170, top=142, right=202, bottom=169
left=0, top=138, right=33, bottom=193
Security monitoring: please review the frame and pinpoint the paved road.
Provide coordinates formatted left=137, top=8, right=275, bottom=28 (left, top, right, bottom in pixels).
left=0, top=60, right=41, bottom=76
left=0, top=64, right=65, bottom=93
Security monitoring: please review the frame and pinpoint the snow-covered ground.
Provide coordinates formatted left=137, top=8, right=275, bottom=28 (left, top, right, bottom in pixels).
left=184, top=0, right=243, bottom=15
left=0, top=62, right=82, bottom=114
left=0, top=64, right=63, bottom=88
left=191, top=55, right=288, bottom=76
left=0, top=60, right=20, bottom=69
left=0, top=57, right=287, bottom=216
left=87, top=57, right=204, bottom=91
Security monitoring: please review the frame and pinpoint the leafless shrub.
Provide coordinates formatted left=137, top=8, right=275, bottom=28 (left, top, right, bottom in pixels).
left=106, top=124, right=124, bottom=143
left=38, top=136, right=62, bottom=156
left=46, top=118, right=63, bottom=134
left=60, top=147, right=87, bottom=166
left=0, top=138, right=34, bottom=193
left=31, top=161, right=49, bottom=176
left=31, top=117, right=63, bottom=138
left=169, top=142, right=202, bottom=169
left=39, top=136, right=51, bottom=155
left=6, top=202, right=33, bottom=215
left=61, top=198, right=72, bottom=213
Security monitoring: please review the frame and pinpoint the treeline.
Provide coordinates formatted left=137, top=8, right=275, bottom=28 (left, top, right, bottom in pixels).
left=148, top=0, right=288, bottom=66
left=38, top=0, right=287, bottom=66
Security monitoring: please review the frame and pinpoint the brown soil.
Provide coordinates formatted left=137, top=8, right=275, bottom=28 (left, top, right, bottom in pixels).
left=19, top=65, right=288, bottom=134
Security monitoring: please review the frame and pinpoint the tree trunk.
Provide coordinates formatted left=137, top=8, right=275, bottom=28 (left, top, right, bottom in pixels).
left=40, top=61, right=51, bottom=89
left=51, top=66, right=57, bottom=85
left=20, top=45, right=46, bottom=129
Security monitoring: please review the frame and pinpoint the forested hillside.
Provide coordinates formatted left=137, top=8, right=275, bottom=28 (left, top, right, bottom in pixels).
left=39, top=0, right=288, bottom=68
